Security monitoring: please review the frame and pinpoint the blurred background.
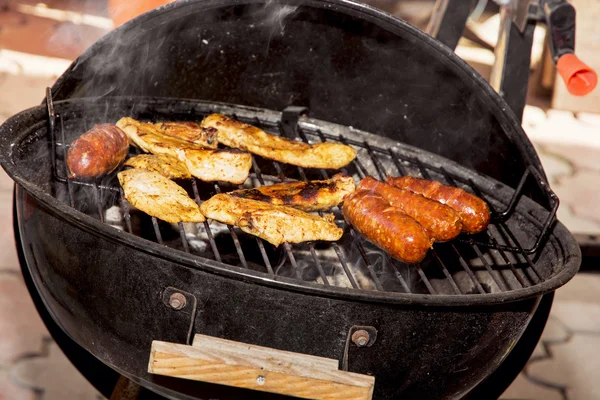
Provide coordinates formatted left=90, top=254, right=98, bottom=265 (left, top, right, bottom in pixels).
left=0, top=0, right=598, bottom=399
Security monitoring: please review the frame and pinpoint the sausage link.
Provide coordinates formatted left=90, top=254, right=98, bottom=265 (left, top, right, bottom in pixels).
left=343, top=190, right=433, bottom=264
left=358, top=176, right=462, bottom=242
left=386, top=176, right=490, bottom=234
left=66, top=124, right=129, bottom=178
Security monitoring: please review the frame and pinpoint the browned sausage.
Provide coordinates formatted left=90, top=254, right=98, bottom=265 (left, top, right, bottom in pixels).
left=66, top=124, right=129, bottom=178
left=386, top=175, right=490, bottom=234
left=342, top=190, right=433, bottom=264
left=357, top=176, right=462, bottom=242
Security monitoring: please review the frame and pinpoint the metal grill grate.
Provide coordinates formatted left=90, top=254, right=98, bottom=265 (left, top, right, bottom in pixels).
left=44, top=91, right=560, bottom=296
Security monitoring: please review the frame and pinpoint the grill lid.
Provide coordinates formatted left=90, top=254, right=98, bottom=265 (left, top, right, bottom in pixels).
left=0, top=96, right=580, bottom=306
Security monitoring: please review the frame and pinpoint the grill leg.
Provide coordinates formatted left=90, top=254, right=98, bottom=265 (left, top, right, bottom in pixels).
left=425, top=0, right=477, bottom=51
left=110, top=376, right=142, bottom=400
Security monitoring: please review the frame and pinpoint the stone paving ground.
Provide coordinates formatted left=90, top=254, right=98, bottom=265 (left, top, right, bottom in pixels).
left=0, top=2, right=599, bottom=399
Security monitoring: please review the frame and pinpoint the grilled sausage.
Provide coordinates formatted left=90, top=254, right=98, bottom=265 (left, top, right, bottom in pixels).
left=358, top=176, right=462, bottom=242
left=66, top=124, right=129, bottom=178
left=386, top=175, right=490, bottom=234
left=342, top=190, right=433, bottom=264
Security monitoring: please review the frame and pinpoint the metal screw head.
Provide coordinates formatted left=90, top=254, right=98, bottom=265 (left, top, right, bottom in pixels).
left=256, top=375, right=266, bottom=385
left=169, top=293, right=187, bottom=310
left=352, top=330, right=370, bottom=347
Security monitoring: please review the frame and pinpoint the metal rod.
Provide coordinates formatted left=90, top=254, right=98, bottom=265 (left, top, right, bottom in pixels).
left=350, top=230, right=384, bottom=291
left=388, top=148, right=409, bottom=176
left=45, top=88, right=58, bottom=180
left=214, top=184, right=248, bottom=269
left=451, top=243, right=486, bottom=294
left=432, top=249, right=462, bottom=294
left=391, top=263, right=412, bottom=293
left=191, top=179, right=222, bottom=263
left=485, top=231, right=529, bottom=288
left=58, top=116, right=75, bottom=208
left=363, top=140, right=387, bottom=180
left=119, top=188, right=133, bottom=234
left=178, top=222, right=190, bottom=253
left=416, top=266, right=436, bottom=294
left=249, top=156, right=283, bottom=276
left=92, top=183, right=104, bottom=223
left=470, top=241, right=508, bottom=292
left=283, top=243, right=302, bottom=280
left=152, top=218, right=163, bottom=244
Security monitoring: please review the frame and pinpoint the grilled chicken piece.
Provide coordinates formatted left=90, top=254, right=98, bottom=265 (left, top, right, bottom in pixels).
left=200, top=114, right=357, bottom=169
left=117, top=117, right=217, bottom=151
left=117, top=117, right=210, bottom=158
left=154, top=121, right=218, bottom=147
left=175, top=149, right=252, bottom=184
left=118, top=168, right=205, bottom=223
left=199, top=194, right=343, bottom=246
left=229, top=174, right=355, bottom=211
left=124, top=154, right=191, bottom=179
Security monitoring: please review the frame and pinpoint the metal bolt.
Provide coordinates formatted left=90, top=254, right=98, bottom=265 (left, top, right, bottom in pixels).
left=169, top=292, right=187, bottom=310
left=352, top=330, right=370, bottom=347
left=256, top=375, right=266, bottom=385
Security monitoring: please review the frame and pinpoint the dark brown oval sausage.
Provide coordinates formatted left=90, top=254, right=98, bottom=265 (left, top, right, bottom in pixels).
left=343, top=190, right=433, bottom=264
left=66, top=124, right=129, bottom=178
left=358, top=176, right=462, bottom=242
left=386, top=175, right=490, bottom=234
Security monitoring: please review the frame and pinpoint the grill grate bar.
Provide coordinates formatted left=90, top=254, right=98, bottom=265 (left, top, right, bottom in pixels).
left=470, top=240, right=508, bottom=291
left=432, top=250, right=462, bottom=294
left=391, top=265, right=412, bottom=293
left=152, top=218, right=163, bottom=244
left=248, top=156, right=284, bottom=276
left=92, top=184, right=104, bottom=223
left=213, top=184, right=249, bottom=269
left=388, top=148, right=409, bottom=176
left=485, top=232, right=529, bottom=288
left=191, top=179, right=222, bottom=263
left=416, top=266, right=436, bottom=294
left=283, top=243, right=302, bottom=280
left=452, top=243, right=486, bottom=294
left=178, top=222, right=190, bottom=253
left=350, top=230, right=385, bottom=291
left=496, top=222, right=542, bottom=284
left=309, top=245, right=329, bottom=286
left=363, top=140, right=387, bottom=180
left=119, top=188, right=133, bottom=234
left=58, top=116, right=75, bottom=208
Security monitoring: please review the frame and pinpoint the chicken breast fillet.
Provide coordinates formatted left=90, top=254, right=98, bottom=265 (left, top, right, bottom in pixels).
left=200, top=114, right=357, bottom=169
left=175, top=149, right=252, bottom=184
left=116, top=117, right=212, bottom=158
left=123, top=154, right=191, bottom=179
left=117, top=117, right=217, bottom=150
left=118, top=168, right=205, bottom=223
left=199, top=194, right=343, bottom=246
left=229, top=173, right=355, bottom=211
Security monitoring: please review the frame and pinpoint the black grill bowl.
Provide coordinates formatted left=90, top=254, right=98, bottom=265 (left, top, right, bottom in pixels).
left=0, top=0, right=581, bottom=399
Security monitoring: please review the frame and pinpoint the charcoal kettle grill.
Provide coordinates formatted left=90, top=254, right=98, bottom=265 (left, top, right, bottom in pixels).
left=0, top=0, right=589, bottom=398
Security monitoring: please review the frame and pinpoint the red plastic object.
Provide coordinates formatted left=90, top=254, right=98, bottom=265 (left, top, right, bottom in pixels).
left=556, top=53, right=598, bottom=96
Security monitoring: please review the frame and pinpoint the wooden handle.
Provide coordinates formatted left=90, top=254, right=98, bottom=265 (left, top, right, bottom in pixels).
left=148, top=337, right=375, bottom=400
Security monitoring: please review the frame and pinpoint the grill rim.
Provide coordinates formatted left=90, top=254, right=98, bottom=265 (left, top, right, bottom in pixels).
left=0, top=98, right=581, bottom=307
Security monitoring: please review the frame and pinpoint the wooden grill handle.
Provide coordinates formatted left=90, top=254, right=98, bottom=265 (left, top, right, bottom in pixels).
left=148, top=334, right=375, bottom=400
